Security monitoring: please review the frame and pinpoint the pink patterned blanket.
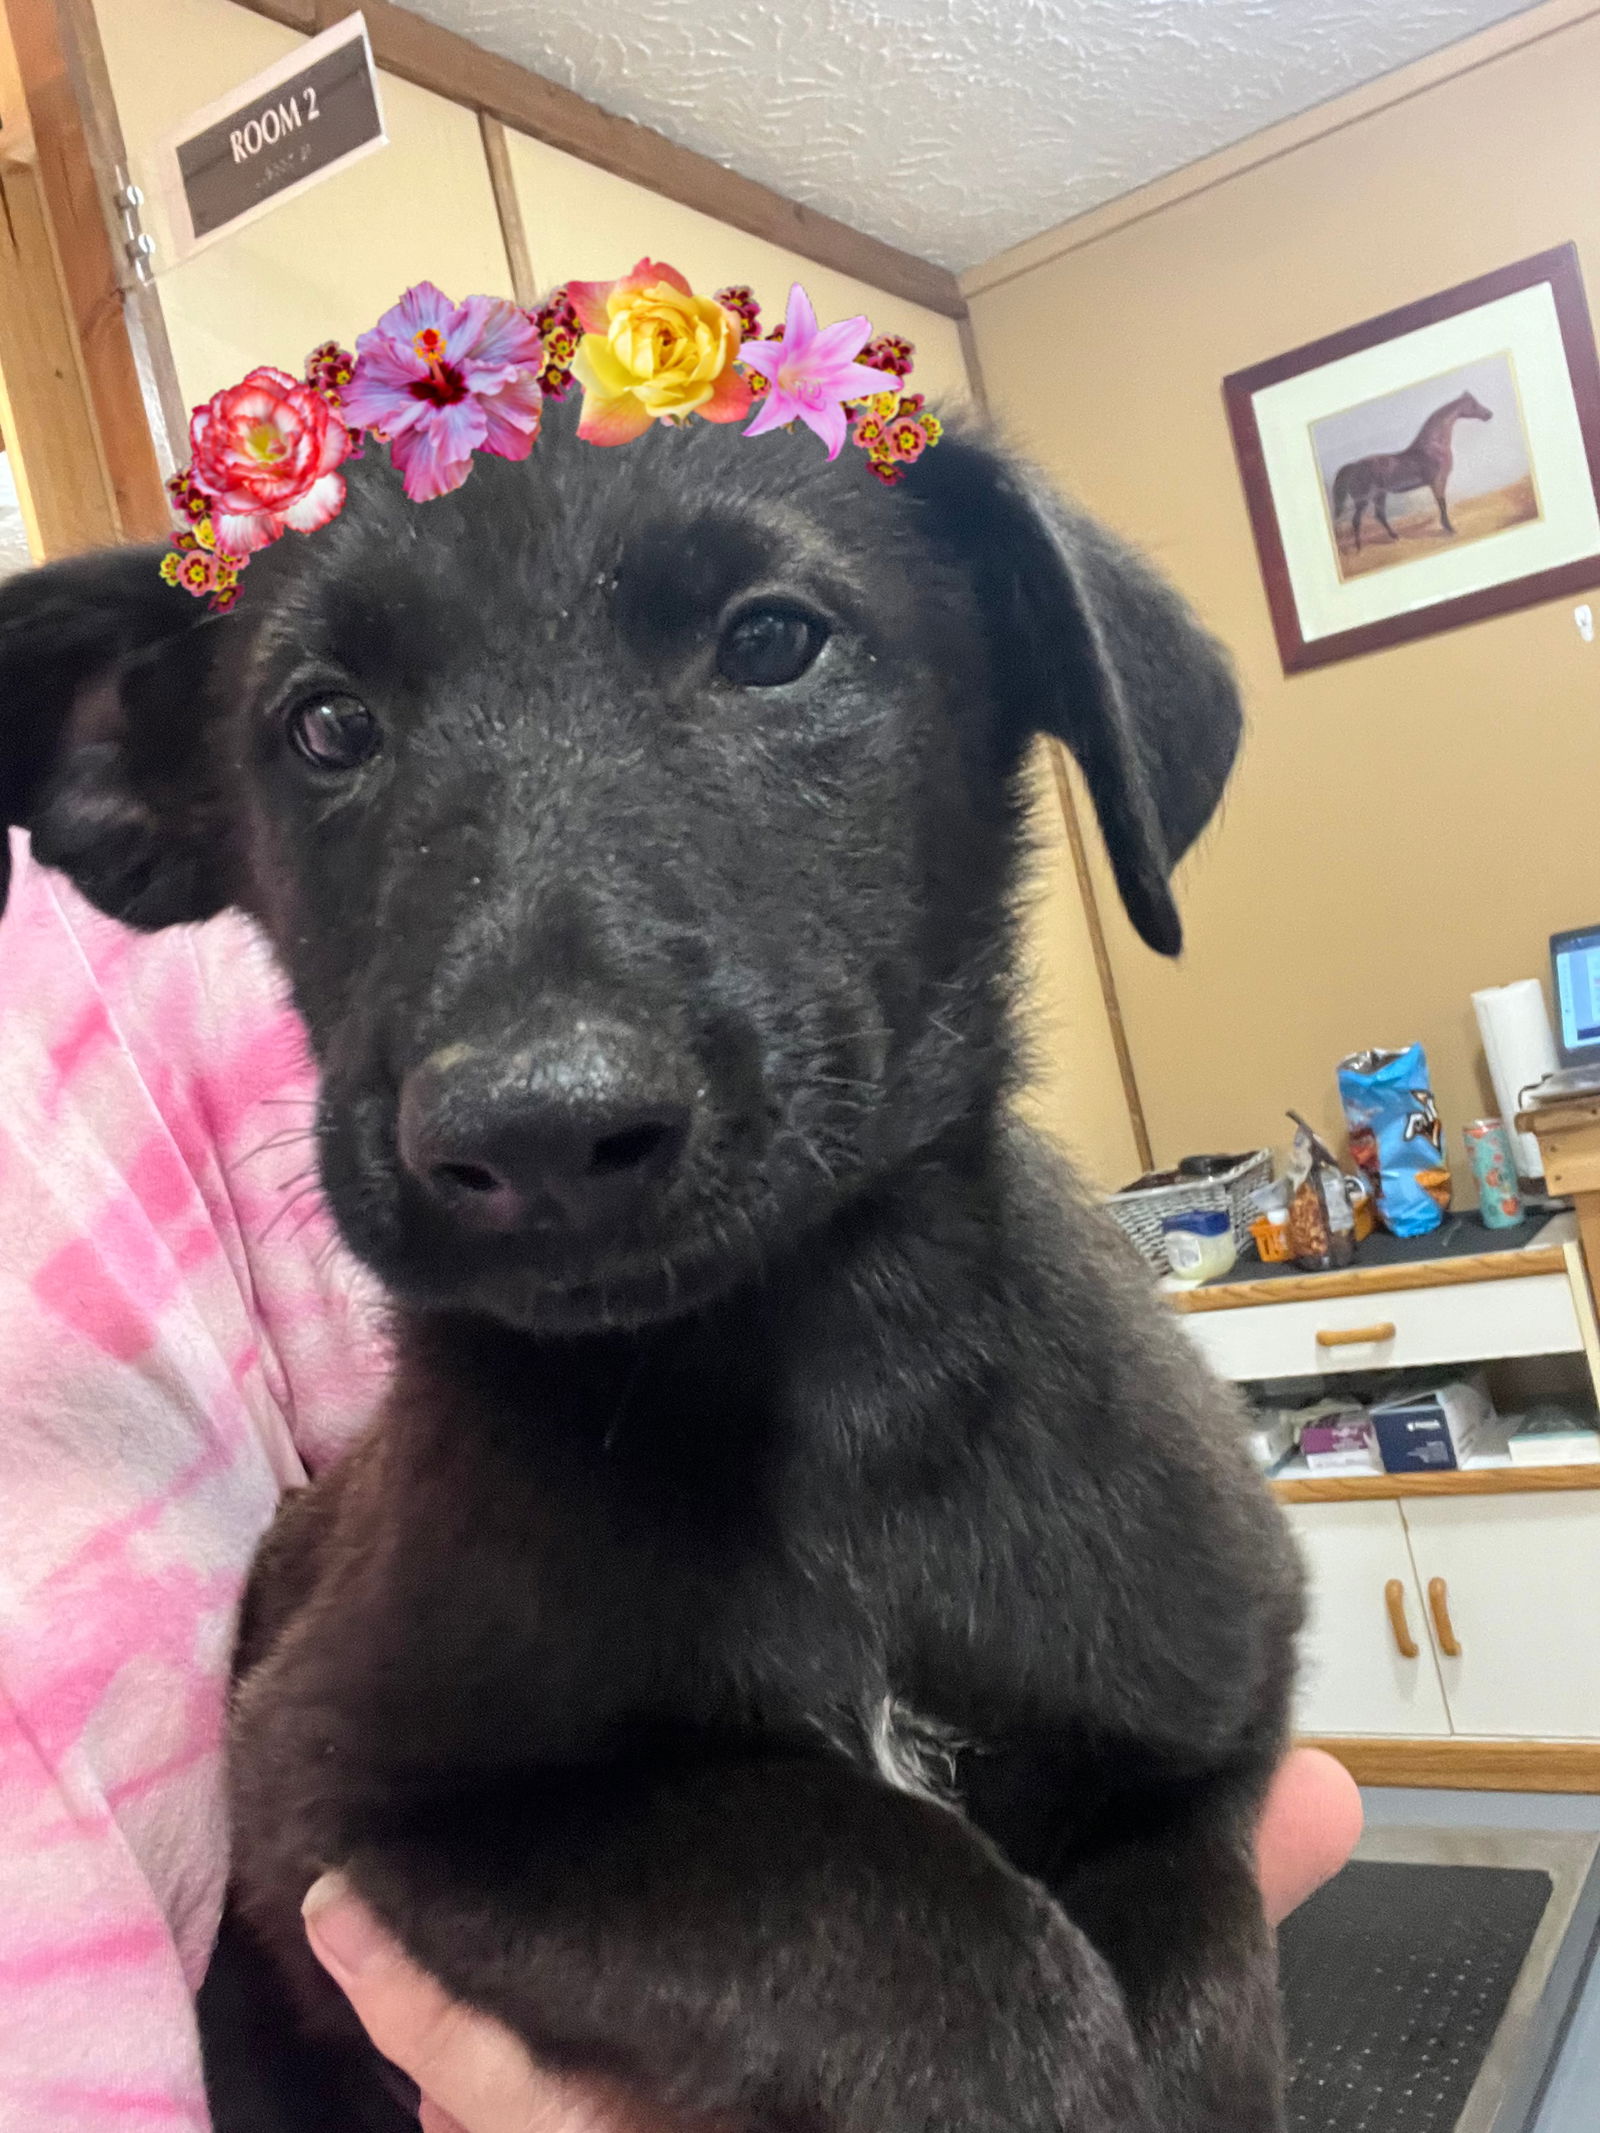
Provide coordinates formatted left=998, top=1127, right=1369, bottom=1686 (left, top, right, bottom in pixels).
left=0, top=831, right=390, bottom=2130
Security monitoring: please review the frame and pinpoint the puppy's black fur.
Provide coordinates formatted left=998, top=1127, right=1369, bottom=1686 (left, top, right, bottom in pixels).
left=0, top=403, right=1299, bottom=2133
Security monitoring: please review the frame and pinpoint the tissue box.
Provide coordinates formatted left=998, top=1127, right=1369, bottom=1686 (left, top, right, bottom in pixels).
left=1299, top=1414, right=1382, bottom=1473
left=1508, top=1410, right=1600, bottom=1466
left=1370, top=1378, right=1497, bottom=1474
left=1508, top=1428, right=1600, bottom=1466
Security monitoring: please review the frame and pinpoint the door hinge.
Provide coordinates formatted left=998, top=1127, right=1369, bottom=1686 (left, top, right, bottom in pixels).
left=112, top=168, right=153, bottom=285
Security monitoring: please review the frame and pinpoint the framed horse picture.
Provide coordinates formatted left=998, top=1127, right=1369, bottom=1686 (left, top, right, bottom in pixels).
left=1224, top=244, right=1600, bottom=672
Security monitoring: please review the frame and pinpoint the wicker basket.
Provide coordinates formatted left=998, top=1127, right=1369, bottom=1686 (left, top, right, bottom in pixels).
left=1107, top=1150, right=1273, bottom=1271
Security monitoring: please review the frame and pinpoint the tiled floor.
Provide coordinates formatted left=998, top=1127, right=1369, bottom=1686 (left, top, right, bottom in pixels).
left=1359, top=1789, right=1600, bottom=2133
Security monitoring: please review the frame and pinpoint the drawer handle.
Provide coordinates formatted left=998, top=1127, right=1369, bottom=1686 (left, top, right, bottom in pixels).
left=1384, top=1578, right=1419, bottom=1659
left=1428, top=1577, right=1463, bottom=1658
left=1316, top=1322, right=1397, bottom=1348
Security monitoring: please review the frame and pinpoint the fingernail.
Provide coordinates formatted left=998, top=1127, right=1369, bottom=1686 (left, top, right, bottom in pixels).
left=302, top=1873, right=400, bottom=1979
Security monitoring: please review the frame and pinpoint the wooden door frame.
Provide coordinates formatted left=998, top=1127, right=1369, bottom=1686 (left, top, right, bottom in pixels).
left=0, top=0, right=119, bottom=554
left=0, top=0, right=171, bottom=549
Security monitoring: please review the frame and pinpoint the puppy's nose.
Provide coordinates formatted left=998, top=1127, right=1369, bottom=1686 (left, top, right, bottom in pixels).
left=397, top=1026, right=693, bottom=1233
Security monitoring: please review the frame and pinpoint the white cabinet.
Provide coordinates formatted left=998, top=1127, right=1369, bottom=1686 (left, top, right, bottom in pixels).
left=1171, top=1214, right=1600, bottom=1389
left=1165, top=1215, right=1600, bottom=1747
left=1288, top=1491, right=1600, bottom=1742
left=1402, top=1495, right=1600, bottom=1739
left=1183, top=1268, right=1585, bottom=1382
left=1284, top=1501, right=1450, bottom=1738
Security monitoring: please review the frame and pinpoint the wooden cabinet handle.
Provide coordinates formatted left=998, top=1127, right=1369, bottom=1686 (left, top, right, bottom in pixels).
left=1316, top=1322, right=1397, bottom=1348
left=1428, top=1577, right=1462, bottom=1657
left=1384, top=1578, right=1419, bottom=1658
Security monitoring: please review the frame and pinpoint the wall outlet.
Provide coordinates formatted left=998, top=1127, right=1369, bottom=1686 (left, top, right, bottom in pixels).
left=1576, top=604, right=1594, bottom=641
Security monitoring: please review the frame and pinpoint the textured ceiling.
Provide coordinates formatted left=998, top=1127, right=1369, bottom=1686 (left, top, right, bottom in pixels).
left=412, top=0, right=1537, bottom=272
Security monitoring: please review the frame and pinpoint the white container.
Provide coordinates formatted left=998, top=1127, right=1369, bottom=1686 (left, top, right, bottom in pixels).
left=1162, top=1210, right=1237, bottom=1285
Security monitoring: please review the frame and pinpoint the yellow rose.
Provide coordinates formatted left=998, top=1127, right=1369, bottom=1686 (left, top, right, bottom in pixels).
left=566, top=259, right=752, bottom=445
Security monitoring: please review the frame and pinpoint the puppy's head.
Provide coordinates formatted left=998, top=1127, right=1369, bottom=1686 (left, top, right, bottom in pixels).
left=0, top=405, right=1238, bottom=1332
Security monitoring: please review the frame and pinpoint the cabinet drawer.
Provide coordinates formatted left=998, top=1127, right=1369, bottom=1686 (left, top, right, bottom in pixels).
left=1180, top=1271, right=1581, bottom=1382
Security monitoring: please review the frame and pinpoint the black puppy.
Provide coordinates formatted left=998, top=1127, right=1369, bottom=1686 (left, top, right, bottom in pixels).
left=0, top=402, right=1300, bottom=2133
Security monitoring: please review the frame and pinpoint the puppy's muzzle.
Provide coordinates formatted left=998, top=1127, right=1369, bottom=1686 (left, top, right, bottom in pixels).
left=397, top=1021, right=695, bottom=1237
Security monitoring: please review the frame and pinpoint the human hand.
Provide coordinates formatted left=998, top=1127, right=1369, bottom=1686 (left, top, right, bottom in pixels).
left=304, top=1745, right=1362, bottom=2132
left=1254, top=1744, right=1364, bottom=1926
left=302, top=1871, right=652, bottom=2133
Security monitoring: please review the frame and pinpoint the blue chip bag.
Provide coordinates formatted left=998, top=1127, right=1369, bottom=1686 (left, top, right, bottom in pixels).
left=1337, top=1045, right=1451, bottom=1238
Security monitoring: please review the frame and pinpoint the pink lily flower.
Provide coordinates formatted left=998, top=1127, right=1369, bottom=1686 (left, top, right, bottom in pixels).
left=341, top=283, right=546, bottom=502
left=740, top=285, right=895, bottom=459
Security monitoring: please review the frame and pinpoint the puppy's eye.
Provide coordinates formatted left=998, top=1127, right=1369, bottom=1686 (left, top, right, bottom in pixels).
left=717, top=606, right=828, bottom=688
left=286, top=693, right=381, bottom=771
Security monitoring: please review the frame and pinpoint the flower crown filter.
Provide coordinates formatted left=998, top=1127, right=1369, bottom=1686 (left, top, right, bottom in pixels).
left=159, top=265, right=943, bottom=608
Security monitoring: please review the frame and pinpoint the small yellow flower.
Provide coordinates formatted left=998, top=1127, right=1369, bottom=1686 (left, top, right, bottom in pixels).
left=567, top=260, right=752, bottom=445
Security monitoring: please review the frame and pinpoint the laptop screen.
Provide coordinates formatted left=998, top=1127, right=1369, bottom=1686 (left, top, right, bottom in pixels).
left=1552, top=927, right=1600, bottom=1057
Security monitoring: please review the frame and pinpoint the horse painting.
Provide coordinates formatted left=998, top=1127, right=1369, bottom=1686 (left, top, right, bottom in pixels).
left=1329, top=390, right=1493, bottom=550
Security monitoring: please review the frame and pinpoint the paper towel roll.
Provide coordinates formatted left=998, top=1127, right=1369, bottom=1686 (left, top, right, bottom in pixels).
left=1472, top=980, right=1558, bottom=1180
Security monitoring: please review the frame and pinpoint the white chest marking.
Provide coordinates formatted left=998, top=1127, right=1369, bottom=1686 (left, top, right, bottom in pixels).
left=867, top=1695, right=966, bottom=1806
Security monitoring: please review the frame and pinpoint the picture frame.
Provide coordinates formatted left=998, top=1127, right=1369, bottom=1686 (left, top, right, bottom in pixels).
left=1223, top=244, right=1600, bottom=672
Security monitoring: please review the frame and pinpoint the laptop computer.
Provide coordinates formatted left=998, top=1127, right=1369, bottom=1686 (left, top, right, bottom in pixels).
left=1531, top=926, right=1600, bottom=1099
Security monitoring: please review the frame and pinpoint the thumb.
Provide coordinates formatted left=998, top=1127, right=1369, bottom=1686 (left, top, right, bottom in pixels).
left=303, top=1874, right=588, bottom=2133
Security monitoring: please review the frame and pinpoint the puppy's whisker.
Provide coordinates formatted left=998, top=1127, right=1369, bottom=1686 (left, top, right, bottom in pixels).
left=233, top=1128, right=320, bottom=1168
left=258, top=1181, right=327, bottom=1241
left=284, top=1197, right=332, bottom=1248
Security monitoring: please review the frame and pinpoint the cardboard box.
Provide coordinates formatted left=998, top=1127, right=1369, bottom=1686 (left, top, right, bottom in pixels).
left=1370, top=1378, right=1497, bottom=1475
left=1299, top=1414, right=1382, bottom=1473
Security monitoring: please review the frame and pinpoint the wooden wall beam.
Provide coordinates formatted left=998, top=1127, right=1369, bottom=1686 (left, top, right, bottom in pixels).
left=5, top=0, right=176, bottom=538
left=227, top=0, right=967, bottom=320
left=0, top=0, right=121, bottom=554
left=1047, top=739, right=1154, bottom=1174
left=479, top=111, right=533, bottom=309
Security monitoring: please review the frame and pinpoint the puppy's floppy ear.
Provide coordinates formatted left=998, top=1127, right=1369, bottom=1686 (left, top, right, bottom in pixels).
left=906, top=428, right=1241, bottom=955
left=0, top=547, right=235, bottom=926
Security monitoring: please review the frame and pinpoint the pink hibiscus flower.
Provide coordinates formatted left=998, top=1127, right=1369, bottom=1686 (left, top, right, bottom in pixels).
left=341, top=283, right=546, bottom=502
left=740, top=286, right=895, bottom=460
left=187, top=366, right=350, bottom=556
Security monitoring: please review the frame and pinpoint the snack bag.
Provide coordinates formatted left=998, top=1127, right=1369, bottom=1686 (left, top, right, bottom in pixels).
left=1285, top=1111, right=1356, bottom=1271
left=1337, top=1045, right=1451, bottom=1238
left=1347, top=1170, right=1377, bottom=1243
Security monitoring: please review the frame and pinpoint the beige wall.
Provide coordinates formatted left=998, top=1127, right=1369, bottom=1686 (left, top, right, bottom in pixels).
left=96, top=0, right=968, bottom=445
left=970, top=10, right=1600, bottom=1176
left=501, top=131, right=970, bottom=403
left=1014, top=753, right=1143, bottom=1187
left=97, top=0, right=515, bottom=405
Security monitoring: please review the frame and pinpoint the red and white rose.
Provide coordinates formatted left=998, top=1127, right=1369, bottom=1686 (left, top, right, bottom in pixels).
left=188, top=366, right=351, bottom=556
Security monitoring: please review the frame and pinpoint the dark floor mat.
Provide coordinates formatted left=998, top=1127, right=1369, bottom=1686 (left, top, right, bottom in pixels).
left=1279, top=1860, right=1553, bottom=2133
